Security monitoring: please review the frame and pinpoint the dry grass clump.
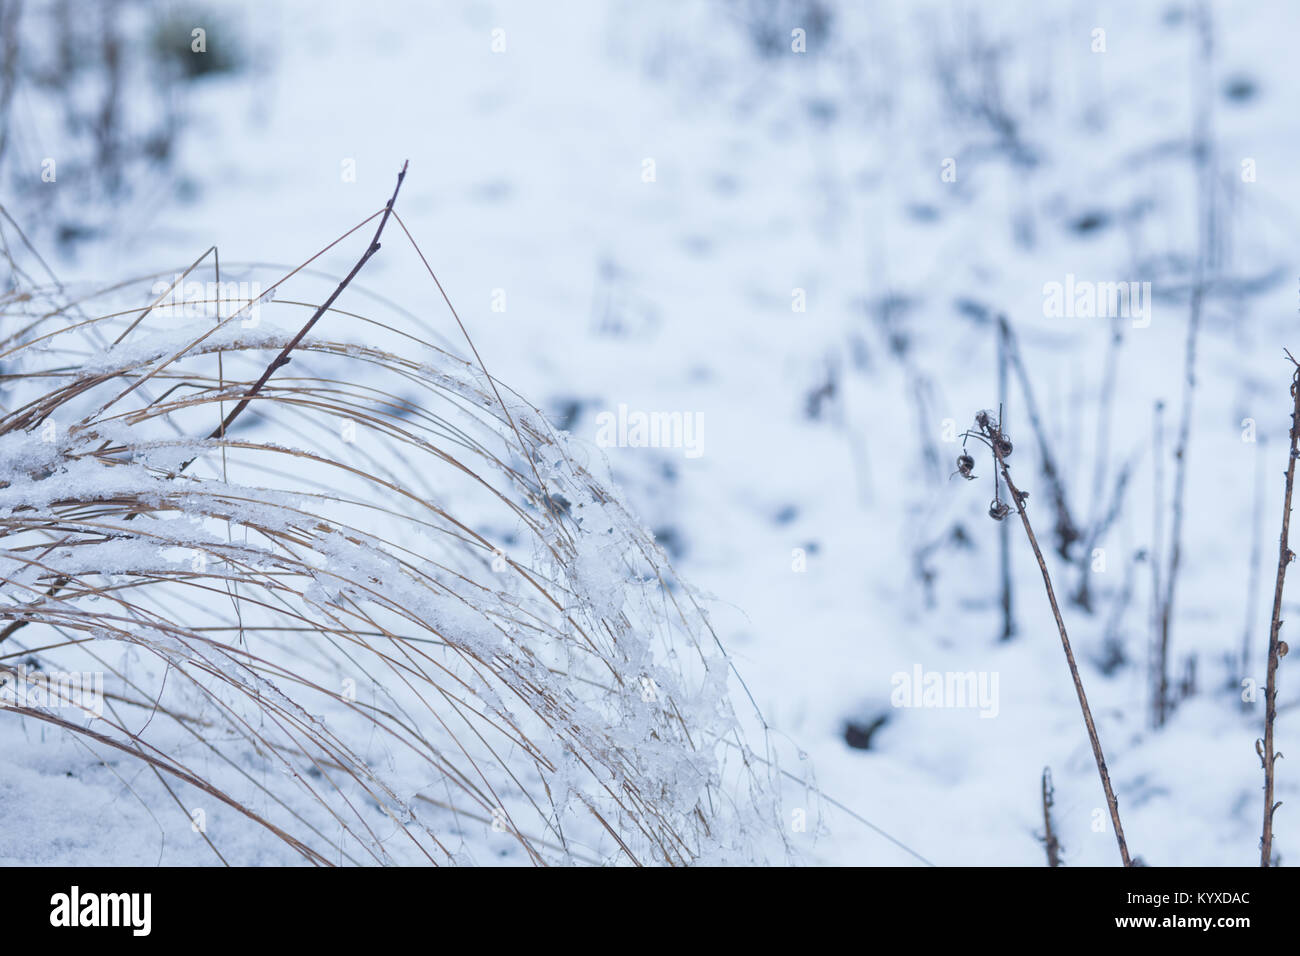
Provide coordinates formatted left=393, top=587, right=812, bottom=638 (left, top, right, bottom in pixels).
left=0, top=192, right=784, bottom=865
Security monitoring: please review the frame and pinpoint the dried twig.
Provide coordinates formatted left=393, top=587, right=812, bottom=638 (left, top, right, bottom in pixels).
left=1158, top=292, right=1202, bottom=728
left=1157, top=0, right=1214, bottom=729
left=1259, top=352, right=1299, bottom=867
left=1041, top=766, right=1062, bottom=867
left=1243, top=433, right=1267, bottom=685
left=1149, top=401, right=1166, bottom=727
left=998, top=327, right=1015, bottom=640
left=997, top=316, right=1081, bottom=560
left=206, top=159, right=409, bottom=445
left=962, top=410, right=1132, bottom=866
left=1075, top=313, right=1125, bottom=611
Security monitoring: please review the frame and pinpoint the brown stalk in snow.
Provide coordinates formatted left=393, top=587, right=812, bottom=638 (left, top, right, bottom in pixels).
left=961, top=410, right=1132, bottom=866
left=1041, top=766, right=1062, bottom=867
left=1259, top=352, right=1299, bottom=866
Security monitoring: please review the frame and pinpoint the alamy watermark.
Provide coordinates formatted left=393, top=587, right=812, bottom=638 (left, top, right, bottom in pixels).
left=50, top=886, right=151, bottom=936
left=0, top=665, right=104, bottom=718
left=595, top=404, right=703, bottom=458
left=149, top=276, right=268, bottom=328
left=1042, top=274, right=1151, bottom=328
left=890, top=665, right=999, bottom=718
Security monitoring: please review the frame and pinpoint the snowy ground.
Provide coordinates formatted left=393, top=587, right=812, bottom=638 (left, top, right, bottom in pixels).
left=2, top=0, right=1298, bottom=865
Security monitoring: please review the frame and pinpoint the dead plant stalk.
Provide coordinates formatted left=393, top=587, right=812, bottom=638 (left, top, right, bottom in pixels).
left=967, top=413, right=1132, bottom=866
left=1041, top=766, right=1062, bottom=867
left=1259, top=354, right=1299, bottom=866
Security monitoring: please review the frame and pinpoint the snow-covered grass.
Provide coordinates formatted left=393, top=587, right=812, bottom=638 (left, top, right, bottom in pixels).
left=0, top=213, right=789, bottom=864
left=3, top=0, right=1298, bottom=867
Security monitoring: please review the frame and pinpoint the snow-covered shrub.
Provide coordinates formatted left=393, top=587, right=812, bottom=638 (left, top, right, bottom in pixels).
left=0, top=240, right=786, bottom=864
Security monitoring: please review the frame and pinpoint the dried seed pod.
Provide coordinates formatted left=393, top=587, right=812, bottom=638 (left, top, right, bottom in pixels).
left=975, top=410, right=991, bottom=429
left=988, top=500, right=1012, bottom=521
left=956, top=453, right=975, bottom=478
left=995, top=436, right=1013, bottom=458
left=1280, top=641, right=1290, bottom=659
